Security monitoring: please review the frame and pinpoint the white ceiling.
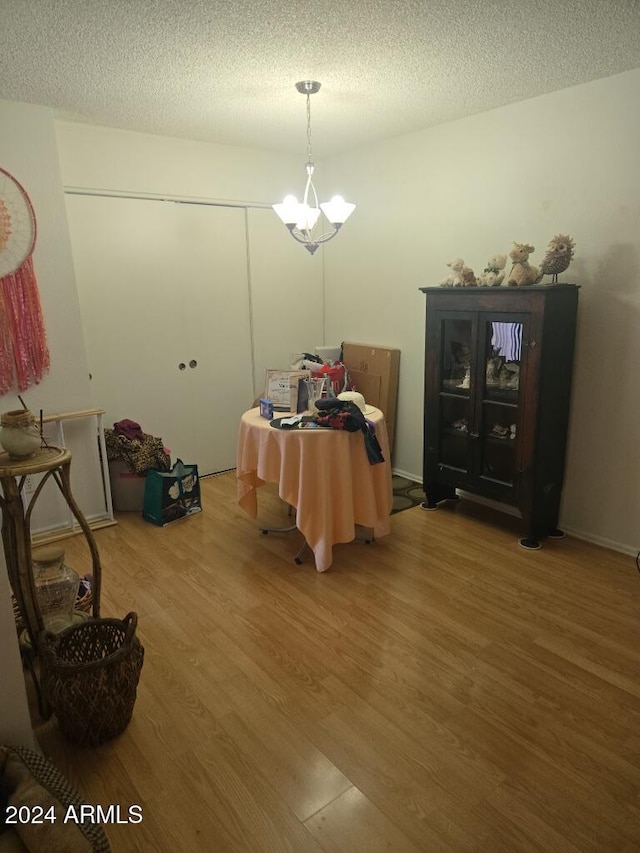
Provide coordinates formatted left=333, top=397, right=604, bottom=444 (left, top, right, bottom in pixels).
left=1, top=1, right=639, bottom=157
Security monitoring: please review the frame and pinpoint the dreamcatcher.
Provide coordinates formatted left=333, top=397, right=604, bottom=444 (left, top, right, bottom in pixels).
left=0, top=167, right=50, bottom=394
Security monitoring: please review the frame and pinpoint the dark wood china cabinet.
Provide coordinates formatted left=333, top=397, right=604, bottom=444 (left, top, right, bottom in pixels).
left=420, top=284, right=579, bottom=549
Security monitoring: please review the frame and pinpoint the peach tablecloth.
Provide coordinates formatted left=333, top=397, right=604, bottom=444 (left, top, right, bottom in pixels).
left=236, top=407, right=393, bottom=571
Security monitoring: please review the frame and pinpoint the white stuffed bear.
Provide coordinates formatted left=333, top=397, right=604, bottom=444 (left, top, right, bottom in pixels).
left=477, top=253, right=507, bottom=287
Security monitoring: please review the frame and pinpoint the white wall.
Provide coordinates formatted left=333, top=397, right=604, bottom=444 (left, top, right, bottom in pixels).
left=323, top=69, right=640, bottom=555
left=55, top=119, right=310, bottom=207
left=0, top=103, right=94, bottom=415
left=0, top=99, right=97, bottom=745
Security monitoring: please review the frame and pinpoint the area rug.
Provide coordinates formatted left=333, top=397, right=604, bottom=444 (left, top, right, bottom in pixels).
left=392, top=476, right=425, bottom=514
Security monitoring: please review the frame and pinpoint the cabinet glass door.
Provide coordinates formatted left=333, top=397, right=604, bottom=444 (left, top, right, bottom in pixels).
left=438, top=318, right=473, bottom=473
left=478, top=318, right=523, bottom=487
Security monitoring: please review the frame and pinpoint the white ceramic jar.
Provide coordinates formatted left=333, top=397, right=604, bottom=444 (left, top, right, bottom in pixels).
left=0, top=409, right=41, bottom=459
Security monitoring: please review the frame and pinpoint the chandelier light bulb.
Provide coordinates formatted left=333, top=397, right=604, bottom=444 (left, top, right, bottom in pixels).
left=296, top=206, right=321, bottom=231
left=320, top=196, right=356, bottom=226
left=273, top=195, right=302, bottom=226
left=272, top=81, right=356, bottom=255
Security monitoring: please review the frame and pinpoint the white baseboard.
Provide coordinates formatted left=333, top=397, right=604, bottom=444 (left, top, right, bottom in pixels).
left=391, top=467, right=422, bottom=483
left=31, top=513, right=117, bottom=546
left=560, top=526, right=638, bottom=558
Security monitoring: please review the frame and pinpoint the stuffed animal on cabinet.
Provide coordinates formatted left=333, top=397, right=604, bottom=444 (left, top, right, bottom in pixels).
left=539, top=234, right=575, bottom=282
left=507, top=242, right=543, bottom=286
left=440, top=258, right=477, bottom=287
left=477, top=253, right=507, bottom=286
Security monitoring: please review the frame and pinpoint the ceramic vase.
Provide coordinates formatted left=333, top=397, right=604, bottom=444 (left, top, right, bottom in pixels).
left=0, top=409, right=42, bottom=459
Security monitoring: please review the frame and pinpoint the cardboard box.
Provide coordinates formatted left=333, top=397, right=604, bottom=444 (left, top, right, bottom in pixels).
left=342, top=342, right=401, bottom=454
left=108, top=459, right=146, bottom=512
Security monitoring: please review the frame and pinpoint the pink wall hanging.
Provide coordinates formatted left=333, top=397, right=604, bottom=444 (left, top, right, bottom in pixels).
left=0, top=167, right=50, bottom=394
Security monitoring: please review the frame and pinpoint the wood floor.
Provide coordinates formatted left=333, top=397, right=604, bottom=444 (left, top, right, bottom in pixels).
left=34, top=471, right=640, bottom=852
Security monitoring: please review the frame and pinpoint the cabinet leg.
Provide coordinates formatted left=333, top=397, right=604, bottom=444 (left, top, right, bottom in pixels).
left=520, top=517, right=565, bottom=549
left=421, top=483, right=459, bottom=510
left=548, top=528, right=566, bottom=539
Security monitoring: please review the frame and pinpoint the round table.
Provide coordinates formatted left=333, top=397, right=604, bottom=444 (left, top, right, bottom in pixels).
left=236, top=407, right=393, bottom=571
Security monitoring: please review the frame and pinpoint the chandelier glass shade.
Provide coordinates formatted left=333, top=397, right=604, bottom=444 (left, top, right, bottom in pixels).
left=273, top=81, right=355, bottom=255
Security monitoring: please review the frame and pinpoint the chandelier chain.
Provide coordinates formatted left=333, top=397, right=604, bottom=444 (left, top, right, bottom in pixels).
left=306, top=94, right=313, bottom=165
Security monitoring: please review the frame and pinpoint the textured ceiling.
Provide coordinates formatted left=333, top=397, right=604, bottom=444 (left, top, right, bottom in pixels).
left=1, top=0, right=639, bottom=157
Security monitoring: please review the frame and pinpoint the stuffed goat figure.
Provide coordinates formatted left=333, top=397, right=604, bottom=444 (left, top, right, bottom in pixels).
left=507, top=243, right=544, bottom=286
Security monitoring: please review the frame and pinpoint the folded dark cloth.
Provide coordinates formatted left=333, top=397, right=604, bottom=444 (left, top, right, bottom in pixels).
left=113, top=419, right=145, bottom=441
left=314, top=401, right=385, bottom=465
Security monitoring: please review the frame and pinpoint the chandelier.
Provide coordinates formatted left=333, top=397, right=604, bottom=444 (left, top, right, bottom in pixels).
left=273, top=81, right=355, bottom=255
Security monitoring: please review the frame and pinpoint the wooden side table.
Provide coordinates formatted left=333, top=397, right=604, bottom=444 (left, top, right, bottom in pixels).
left=0, top=447, right=103, bottom=715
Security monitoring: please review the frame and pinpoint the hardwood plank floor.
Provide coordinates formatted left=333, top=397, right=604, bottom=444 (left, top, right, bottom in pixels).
left=33, top=471, right=640, bottom=852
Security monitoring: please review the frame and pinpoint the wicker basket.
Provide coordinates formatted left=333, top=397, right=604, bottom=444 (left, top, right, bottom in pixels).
left=38, top=612, right=144, bottom=747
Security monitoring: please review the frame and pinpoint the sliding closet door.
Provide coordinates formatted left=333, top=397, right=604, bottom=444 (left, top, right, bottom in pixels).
left=65, top=195, right=253, bottom=475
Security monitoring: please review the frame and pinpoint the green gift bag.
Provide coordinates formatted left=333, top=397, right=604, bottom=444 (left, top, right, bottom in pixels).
left=143, top=459, right=202, bottom=526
